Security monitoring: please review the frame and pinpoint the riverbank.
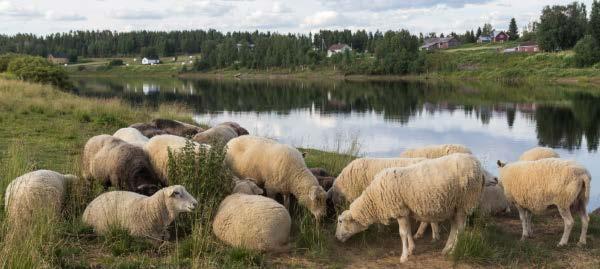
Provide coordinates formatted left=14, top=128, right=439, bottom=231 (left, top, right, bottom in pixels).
left=2, top=78, right=599, bottom=268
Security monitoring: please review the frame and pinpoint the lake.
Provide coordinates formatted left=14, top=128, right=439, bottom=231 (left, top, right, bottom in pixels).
left=73, top=76, right=600, bottom=210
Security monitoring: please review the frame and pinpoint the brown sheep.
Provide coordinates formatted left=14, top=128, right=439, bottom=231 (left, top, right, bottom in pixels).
left=310, top=168, right=334, bottom=191
left=220, top=122, right=249, bottom=136
left=129, top=123, right=167, bottom=138
left=152, top=119, right=204, bottom=137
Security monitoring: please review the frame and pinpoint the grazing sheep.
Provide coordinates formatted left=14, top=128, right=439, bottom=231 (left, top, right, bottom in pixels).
left=335, top=153, right=485, bottom=263
left=478, top=184, right=511, bottom=215
left=192, top=124, right=238, bottom=145
left=152, top=118, right=203, bottom=137
left=225, top=136, right=327, bottom=220
left=399, top=144, right=472, bottom=159
left=144, top=134, right=211, bottom=185
left=310, top=168, right=335, bottom=191
left=129, top=122, right=167, bottom=138
left=233, top=178, right=264, bottom=195
left=83, top=135, right=163, bottom=195
left=518, top=147, right=560, bottom=161
left=212, top=193, right=292, bottom=252
left=82, top=185, right=197, bottom=240
left=113, top=127, right=149, bottom=148
left=327, top=157, right=426, bottom=206
left=4, top=170, right=78, bottom=225
left=220, top=122, right=249, bottom=136
left=497, top=158, right=591, bottom=246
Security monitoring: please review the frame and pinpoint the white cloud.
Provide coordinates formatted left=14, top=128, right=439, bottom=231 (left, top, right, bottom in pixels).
left=301, top=11, right=346, bottom=28
left=45, top=11, right=87, bottom=21
left=0, top=1, right=43, bottom=18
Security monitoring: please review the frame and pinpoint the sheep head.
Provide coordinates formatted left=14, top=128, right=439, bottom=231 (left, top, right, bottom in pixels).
left=308, top=185, right=327, bottom=220
left=233, top=179, right=264, bottom=195
left=164, top=185, right=198, bottom=214
left=335, top=210, right=367, bottom=242
left=483, top=169, right=498, bottom=186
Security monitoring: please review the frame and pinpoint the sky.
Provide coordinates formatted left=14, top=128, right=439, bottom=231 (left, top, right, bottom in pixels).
left=0, top=0, right=594, bottom=35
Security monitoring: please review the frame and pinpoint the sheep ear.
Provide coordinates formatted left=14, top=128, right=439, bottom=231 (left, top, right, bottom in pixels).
left=302, top=151, right=308, bottom=158
left=497, top=160, right=506, bottom=168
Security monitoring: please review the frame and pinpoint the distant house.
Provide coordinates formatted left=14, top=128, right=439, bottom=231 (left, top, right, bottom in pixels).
left=419, top=37, right=461, bottom=51
left=327, top=43, right=351, bottom=57
left=236, top=43, right=255, bottom=52
left=141, top=57, right=160, bottom=65
left=517, top=41, right=540, bottom=53
left=477, top=36, right=492, bottom=43
left=492, top=31, right=509, bottom=43
left=47, top=53, right=69, bottom=64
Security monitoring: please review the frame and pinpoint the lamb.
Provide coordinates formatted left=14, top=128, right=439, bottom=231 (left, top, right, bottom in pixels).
left=4, top=170, right=78, bottom=226
left=82, top=185, right=197, bottom=240
left=83, top=135, right=163, bottom=195
left=113, top=127, right=149, bottom=148
left=152, top=118, right=204, bottom=137
left=518, top=147, right=560, bottom=161
left=129, top=122, right=167, bottom=138
left=192, top=124, right=239, bottom=145
left=335, top=153, right=485, bottom=263
left=327, top=157, right=426, bottom=206
left=497, top=158, right=590, bottom=246
left=399, top=144, right=472, bottom=159
left=144, top=134, right=211, bottom=184
left=225, top=136, right=327, bottom=219
left=212, top=193, right=292, bottom=252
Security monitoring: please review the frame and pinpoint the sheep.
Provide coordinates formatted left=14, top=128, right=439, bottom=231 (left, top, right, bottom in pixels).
left=152, top=118, right=204, bottom=137
left=233, top=178, right=264, bottom=195
left=310, top=168, right=335, bottom=191
left=327, top=157, right=426, bottom=206
left=4, top=170, right=78, bottom=226
left=129, top=122, right=167, bottom=138
left=335, top=153, right=485, bottom=263
left=113, top=127, right=149, bottom=148
left=212, top=193, right=292, bottom=253
left=399, top=144, right=472, bottom=159
left=83, top=135, right=163, bottom=195
left=82, top=185, right=197, bottom=240
left=220, top=121, right=249, bottom=136
left=478, top=184, right=511, bottom=215
left=497, top=158, right=591, bottom=246
left=144, top=134, right=211, bottom=184
left=225, top=136, right=327, bottom=220
left=192, top=124, right=238, bottom=145
left=518, top=147, right=560, bottom=161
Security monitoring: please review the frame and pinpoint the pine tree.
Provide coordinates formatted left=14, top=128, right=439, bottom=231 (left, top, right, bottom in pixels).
left=591, top=0, right=600, bottom=44
left=476, top=27, right=482, bottom=37
left=508, top=18, right=519, bottom=40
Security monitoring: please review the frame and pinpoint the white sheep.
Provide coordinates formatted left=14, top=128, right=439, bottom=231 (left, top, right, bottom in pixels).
left=497, top=158, right=590, bottom=246
left=192, top=124, right=239, bottom=145
left=335, top=153, right=485, bottom=263
left=212, top=193, right=292, bottom=252
left=232, top=178, right=264, bottom=195
left=82, top=185, right=197, bottom=240
left=225, top=136, right=327, bottom=219
left=327, top=157, right=426, bottom=206
left=144, top=134, right=211, bottom=184
left=478, top=184, right=511, bottom=215
left=113, top=127, right=149, bottom=148
left=518, top=147, right=560, bottom=161
left=399, top=144, right=472, bottom=159
left=4, top=170, right=78, bottom=225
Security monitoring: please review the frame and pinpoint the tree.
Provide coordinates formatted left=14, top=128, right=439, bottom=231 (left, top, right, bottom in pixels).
left=508, top=18, right=519, bottom=40
left=476, top=27, right=482, bottom=37
left=537, top=3, right=588, bottom=51
left=591, top=0, right=600, bottom=44
left=482, top=23, right=493, bottom=36
left=573, top=35, right=600, bottom=67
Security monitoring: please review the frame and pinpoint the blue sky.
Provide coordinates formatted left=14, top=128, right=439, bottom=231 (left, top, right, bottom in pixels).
left=0, top=0, right=594, bottom=35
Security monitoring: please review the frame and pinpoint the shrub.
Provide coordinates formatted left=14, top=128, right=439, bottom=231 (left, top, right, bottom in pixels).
left=6, top=55, right=72, bottom=90
left=573, top=35, right=600, bottom=67
left=107, top=59, right=124, bottom=67
left=0, top=53, right=21, bottom=72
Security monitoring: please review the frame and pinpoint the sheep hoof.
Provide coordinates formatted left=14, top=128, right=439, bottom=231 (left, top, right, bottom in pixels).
left=557, top=242, right=567, bottom=247
left=431, top=237, right=439, bottom=242
left=400, top=256, right=408, bottom=263
left=577, top=241, right=586, bottom=247
left=413, top=233, right=423, bottom=239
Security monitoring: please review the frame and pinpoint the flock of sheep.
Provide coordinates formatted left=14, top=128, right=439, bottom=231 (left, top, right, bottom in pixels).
left=3, top=118, right=592, bottom=263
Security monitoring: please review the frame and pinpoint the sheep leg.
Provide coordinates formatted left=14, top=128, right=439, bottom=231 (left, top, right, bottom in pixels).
left=557, top=207, right=574, bottom=247
left=398, top=217, right=412, bottom=263
left=442, top=213, right=465, bottom=255
left=283, top=194, right=290, bottom=209
left=431, top=222, right=440, bottom=242
left=525, top=210, right=534, bottom=237
left=516, top=205, right=530, bottom=240
left=577, top=207, right=589, bottom=246
left=414, top=222, right=428, bottom=239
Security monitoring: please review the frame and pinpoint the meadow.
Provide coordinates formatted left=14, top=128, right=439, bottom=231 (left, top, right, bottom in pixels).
left=0, top=78, right=599, bottom=268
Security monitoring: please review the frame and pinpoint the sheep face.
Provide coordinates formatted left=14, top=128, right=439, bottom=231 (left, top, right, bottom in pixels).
left=164, top=185, right=198, bottom=213
left=335, top=211, right=367, bottom=242
left=308, top=186, right=327, bottom=219
left=483, top=169, right=498, bottom=186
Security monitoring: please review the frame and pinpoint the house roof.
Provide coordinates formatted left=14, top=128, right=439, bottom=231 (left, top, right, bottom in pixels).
left=519, top=41, right=538, bottom=47
left=492, top=30, right=509, bottom=38
left=478, top=36, right=492, bottom=41
left=143, top=57, right=160, bottom=60
left=420, top=37, right=456, bottom=48
left=328, top=43, right=350, bottom=51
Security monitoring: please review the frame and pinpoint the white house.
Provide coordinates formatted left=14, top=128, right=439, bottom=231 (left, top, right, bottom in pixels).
left=327, top=43, right=351, bottom=57
left=141, top=57, right=160, bottom=65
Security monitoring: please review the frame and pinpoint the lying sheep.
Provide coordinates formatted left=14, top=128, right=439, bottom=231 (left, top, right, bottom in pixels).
left=327, top=157, right=426, bottom=206
left=152, top=118, right=204, bottom=137
left=4, top=170, right=78, bottom=226
left=497, top=158, right=590, bottom=246
left=82, top=185, right=197, bottom=240
left=192, top=124, right=238, bottom=145
left=518, top=147, right=560, bottom=161
left=220, top=122, right=249, bottom=136
left=336, top=153, right=485, bottom=263
left=83, top=135, right=163, bottom=195
left=113, top=127, right=149, bottom=148
left=213, top=192, right=291, bottom=252
left=144, top=134, right=210, bottom=184
left=129, top=122, right=167, bottom=138
left=399, top=144, right=472, bottom=159
left=225, top=136, right=327, bottom=219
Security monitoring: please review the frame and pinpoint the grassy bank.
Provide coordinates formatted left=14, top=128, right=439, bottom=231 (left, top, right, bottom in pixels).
left=1, top=78, right=599, bottom=268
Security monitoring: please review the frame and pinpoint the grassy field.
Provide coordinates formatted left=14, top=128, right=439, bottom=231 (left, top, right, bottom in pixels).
left=1, top=78, right=599, bottom=268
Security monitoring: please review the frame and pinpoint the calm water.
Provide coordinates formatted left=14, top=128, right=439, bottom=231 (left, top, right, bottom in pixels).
left=73, top=77, right=600, bottom=210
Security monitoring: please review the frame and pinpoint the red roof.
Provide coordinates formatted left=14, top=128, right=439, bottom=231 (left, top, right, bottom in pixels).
left=328, top=43, right=349, bottom=51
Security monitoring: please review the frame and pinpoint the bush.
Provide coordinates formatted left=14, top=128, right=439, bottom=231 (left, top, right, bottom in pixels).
left=107, top=59, right=124, bottom=67
left=0, top=53, right=21, bottom=72
left=573, top=35, right=600, bottom=67
left=6, top=55, right=72, bottom=90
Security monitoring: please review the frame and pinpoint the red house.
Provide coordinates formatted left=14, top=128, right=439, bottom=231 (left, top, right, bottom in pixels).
left=492, top=31, right=509, bottom=43
left=517, top=41, right=540, bottom=52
